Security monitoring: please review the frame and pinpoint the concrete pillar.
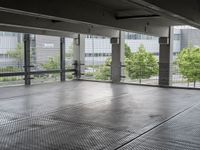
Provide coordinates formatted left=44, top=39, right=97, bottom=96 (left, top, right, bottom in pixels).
left=73, top=34, right=85, bottom=79
left=159, top=27, right=173, bottom=86
left=111, top=37, right=121, bottom=83
left=120, top=31, right=125, bottom=81
left=60, top=37, right=66, bottom=82
left=24, top=34, right=31, bottom=85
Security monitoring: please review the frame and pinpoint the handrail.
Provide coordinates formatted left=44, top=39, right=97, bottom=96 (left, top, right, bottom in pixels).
left=0, top=69, right=76, bottom=77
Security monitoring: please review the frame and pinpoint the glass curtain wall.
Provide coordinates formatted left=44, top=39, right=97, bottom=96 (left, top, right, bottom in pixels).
left=123, top=32, right=159, bottom=85
left=83, top=35, right=112, bottom=81
left=0, top=32, right=24, bottom=86
left=30, top=34, right=60, bottom=84
left=172, top=26, right=200, bottom=88
left=65, top=38, right=74, bottom=80
left=0, top=32, right=77, bottom=86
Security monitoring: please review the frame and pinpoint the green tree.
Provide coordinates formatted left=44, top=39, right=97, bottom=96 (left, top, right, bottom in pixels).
left=7, top=43, right=24, bottom=68
left=41, top=55, right=60, bottom=79
left=176, top=47, right=200, bottom=87
left=95, top=58, right=111, bottom=80
left=94, top=44, right=158, bottom=82
left=42, top=55, right=60, bottom=70
left=125, top=43, right=132, bottom=58
left=125, top=44, right=158, bottom=83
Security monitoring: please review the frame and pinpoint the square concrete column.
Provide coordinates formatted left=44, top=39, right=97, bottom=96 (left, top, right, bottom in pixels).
left=120, top=31, right=125, bottom=81
left=159, top=28, right=173, bottom=86
left=73, top=34, right=85, bottom=79
left=111, top=37, right=121, bottom=83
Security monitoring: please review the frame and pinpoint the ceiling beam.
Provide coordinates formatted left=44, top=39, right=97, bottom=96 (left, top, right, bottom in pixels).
left=0, top=24, right=78, bottom=38
left=128, top=0, right=200, bottom=28
left=0, top=0, right=172, bottom=37
left=0, top=11, right=119, bottom=38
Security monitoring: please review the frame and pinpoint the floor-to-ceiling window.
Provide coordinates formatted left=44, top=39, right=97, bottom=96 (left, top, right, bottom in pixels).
left=122, top=32, right=159, bottom=85
left=30, top=34, right=61, bottom=84
left=65, top=37, right=74, bottom=80
left=83, top=35, right=112, bottom=81
left=172, top=26, right=200, bottom=88
left=0, top=32, right=24, bottom=86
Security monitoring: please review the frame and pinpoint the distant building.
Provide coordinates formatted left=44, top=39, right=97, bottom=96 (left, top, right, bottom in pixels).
left=0, top=32, right=23, bottom=67
left=181, top=29, right=200, bottom=49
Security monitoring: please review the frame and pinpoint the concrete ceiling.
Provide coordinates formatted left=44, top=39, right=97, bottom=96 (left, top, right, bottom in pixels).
left=0, top=0, right=198, bottom=37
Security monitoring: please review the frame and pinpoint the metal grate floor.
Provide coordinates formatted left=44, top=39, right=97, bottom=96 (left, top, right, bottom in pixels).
left=118, top=106, right=200, bottom=150
left=0, top=81, right=200, bottom=149
left=0, top=118, right=132, bottom=150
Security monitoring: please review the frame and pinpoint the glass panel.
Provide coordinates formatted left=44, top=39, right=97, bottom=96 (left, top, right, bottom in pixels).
left=65, top=38, right=74, bottom=80
left=30, top=34, right=60, bottom=84
left=172, top=26, right=200, bottom=88
left=0, top=31, right=24, bottom=86
left=83, top=35, right=111, bottom=81
left=0, top=32, right=24, bottom=73
left=0, top=76, right=24, bottom=87
left=123, top=32, right=159, bottom=85
left=31, top=73, right=60, bottom=85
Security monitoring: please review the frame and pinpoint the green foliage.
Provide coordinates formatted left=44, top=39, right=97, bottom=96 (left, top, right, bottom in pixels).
left=1, top=66, right=21, bottom=72
left=66, top=73, right=73, bottom=79
left=93, top=44, right=158, bottom=82
left=0, top=77, right=19, bottom=82
left=125, top=43, right=132, bottom=58
left=85, top=72, right=95, bottom=77
left=2, top=44, right=24, bottom=82
left=176, top=47, right=200, bottom=86
left=42, top=55, right=60, bottom=70
left=41, top=55, right=60, bottom=79
left=94, top=58, right=111, bottom=80
left=125, top=44, right=158, bottom=82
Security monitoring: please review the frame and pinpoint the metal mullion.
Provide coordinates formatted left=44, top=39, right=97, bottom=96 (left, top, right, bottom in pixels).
left=60, top=37, right=66, bottom=81
left=24, top=34, right=31, bottom=85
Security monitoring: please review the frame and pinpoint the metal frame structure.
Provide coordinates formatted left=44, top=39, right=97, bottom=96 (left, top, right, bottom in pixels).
left=60, top=37, right=66, bottom=82
left=0, top=34, right=77, bottom=85
left=24, top=34, right=31, bottom=85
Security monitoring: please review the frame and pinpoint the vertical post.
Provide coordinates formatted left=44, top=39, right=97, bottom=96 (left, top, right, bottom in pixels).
left=24, top=34, right=31, bottom=85
left=73, top=34, right=85, bottom=79
left=111, top=36, right=121, bottom=83
left=120, top=31, right=125, bottom=81
left=159, top=27, right=173, bottom=86
left=60, top=37, right=66, bottom=82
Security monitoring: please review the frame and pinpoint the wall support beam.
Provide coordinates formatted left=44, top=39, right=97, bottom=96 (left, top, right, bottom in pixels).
left=159, top=27, right=173, bottom=86
left=60, top=37, right=66, bottom=82
left=24, top=34, right=31, bottom=85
